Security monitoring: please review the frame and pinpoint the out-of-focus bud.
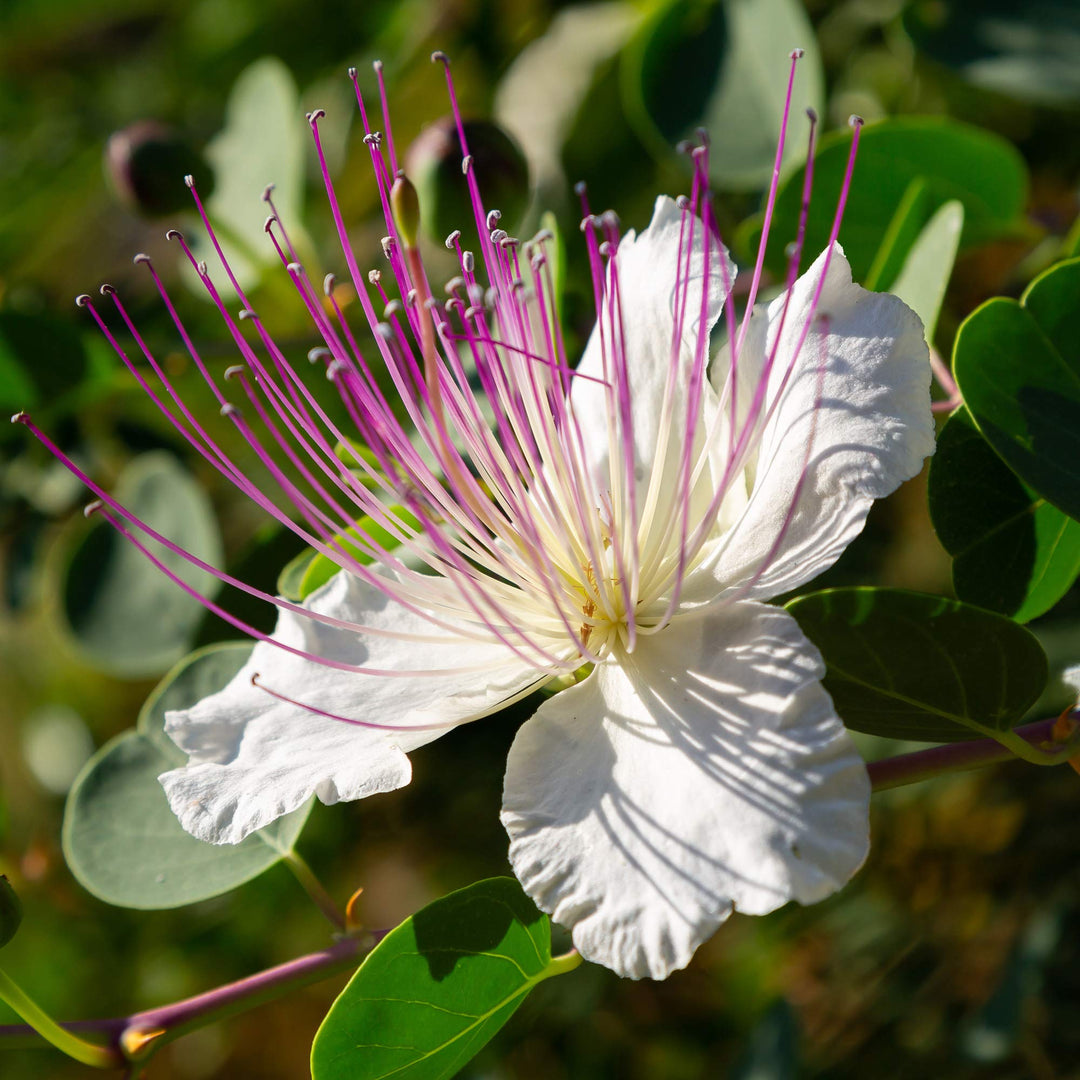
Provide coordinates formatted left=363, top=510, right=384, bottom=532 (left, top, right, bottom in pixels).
left=390, top=174, right=421, bottom=249
left=105, top=122, right=214, bottom=217
left=406, top=118, right=529, bottom=244
left=0, top=874, right=22, bottom=948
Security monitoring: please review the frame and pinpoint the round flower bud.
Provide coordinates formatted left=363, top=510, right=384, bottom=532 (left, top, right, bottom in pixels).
left=406, top=118, right=528, bottom=244
left=105, top=122, right=214, bottom=217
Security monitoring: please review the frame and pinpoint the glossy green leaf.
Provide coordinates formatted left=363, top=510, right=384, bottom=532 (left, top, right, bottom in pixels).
left=741, top=118, right=1027, bottom=283
left=889, top=199, right=964, bottom=342
left=312, top=877, right=577, bottom=1080
left=787, top=588, right=1048, bottom=742
left=62, top=452, right=223, bottom=677
left=190, top=57, right=306, bottom=295
left=953, top=258, right=1080, bottom=522
left=904, top=0, right=1080, bottom=108
left=63, top=643, right=311, bottom=909
left=929, top=409, right=1080, bottom=622
left=622, top=0, right=822, bottom=190
left=277, top=508, right=417, bottom=602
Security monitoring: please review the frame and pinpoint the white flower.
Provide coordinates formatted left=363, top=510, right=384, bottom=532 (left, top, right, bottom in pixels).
left=26, top=56, right=933, bottom=980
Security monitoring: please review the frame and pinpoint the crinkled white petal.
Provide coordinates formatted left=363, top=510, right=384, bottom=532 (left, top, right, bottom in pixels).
left=501, top=601, right=870, bottom=980
left=692, top=244, right=933, bottom=604
left=161, top=571, right=543, bottom=845
left=570, top=194, right=734, bottom=492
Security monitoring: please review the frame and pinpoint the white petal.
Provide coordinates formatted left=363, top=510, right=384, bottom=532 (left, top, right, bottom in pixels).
left=1064, top=665, right=1080, bottom=698
left=698, top=244, right=933, bottom=602
left=501, top=601, right=869, bottom=980
left=161, top=571, right=542, bottom=844
left=570, top=195, right=734, bottom=491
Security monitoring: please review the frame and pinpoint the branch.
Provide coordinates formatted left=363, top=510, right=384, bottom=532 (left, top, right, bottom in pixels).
left=868, top=717, right=1062, bottom=791
left=0, top=932, right=379, bottom=1064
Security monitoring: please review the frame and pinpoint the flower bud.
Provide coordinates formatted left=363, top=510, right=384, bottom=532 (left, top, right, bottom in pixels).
left=0, top=875, right=22, bottom=948
left=105, top=122, right=214, bottom=217
left=406, top=118, right=528, bottom=244
left=390, top=174, right=421, bottom=249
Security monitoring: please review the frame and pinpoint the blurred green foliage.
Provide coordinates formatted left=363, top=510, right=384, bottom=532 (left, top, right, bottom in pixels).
left=2, top=0, right=1080, bottom=1076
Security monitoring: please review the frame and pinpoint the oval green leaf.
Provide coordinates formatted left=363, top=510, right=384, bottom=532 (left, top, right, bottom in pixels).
left=786, top=588, right=1049, bottom=742
left=190, top=57, right=306, bottom=296
left=312, top=877, right=576, bottom=1080
left=889, top=199, right=964, bottom=343
left=929, top=409, right=1080, bottom=622
left=740, top=117, right=1027, bottom=282
left=63, top=643, right=311, bottom=908
left=953, top=258, right=1080, bottom=523
left=622, top=0, right=823, bottom=191
left=904, top=0, right=1080, bottom=108
left=62, top=451, right=223, bottom=678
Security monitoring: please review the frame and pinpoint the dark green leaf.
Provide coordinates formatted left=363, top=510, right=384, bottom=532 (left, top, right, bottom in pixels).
left=312, top=877, right=576, bottom=1080
left=905, top=0, right=1080, bottom=108
left=62, top=643, right=311, bottom=909
left=887, top=199, right=964, bottom=341
left=62, top=452, right=223, bottom=677
left=953, top=258, right=1080, bottom=523
left=740, top=118, right=1027, bottom=283
left=0, top=876, right=21, bottom=949
left=929, top=409, right=1080, bottom=622
left=787, top=588, right=1048, bottom=742
left=622, top=0, right=822, bottom=190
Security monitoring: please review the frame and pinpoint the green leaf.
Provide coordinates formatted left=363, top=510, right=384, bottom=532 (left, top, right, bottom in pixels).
left=0, top=876, right=21, bottom=949
left=622, top=0, right=823, bottom=191
left=904, top=0, right=1080, bottom=108
left=190, top=57, right=306, bottom=296
left=740, top=118, right=1027, bottom=283
left=929, top=409, right=1080, bottom=622
left=62, top=451, right=223, bottom=678
left=277, top=508, right=417, bottom=602
left=730, top=999, right=799, bottom=1080
left=953, top=258, right=1080, bottom=522
left=786, top=588, right=1048, bottom=742
left=63, top=643, right=311, bottom=909
left=311, top=877, right=578, bottom=1080
left=889, top=199, right=964, bottom=342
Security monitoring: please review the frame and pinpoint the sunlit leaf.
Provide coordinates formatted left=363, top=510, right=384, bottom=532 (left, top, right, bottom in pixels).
left=889, top=199, right=964, bottom=341
left=929, top=409, right=1080, bottom=622
left=62, top=452, right=223, bottom=678
left=312, top=877, right=576, bottom=1080
left=63, top=643, right=311, bottom=909
left=787, top=588, right=1048, bottom=742
left=953, top=258, right=1080, bottom=522
left=622, top=0, right=822, bottom=190
left=740, top=118, right=1027, bottom=282
left=905, top=0, right=1080, bottom=107
left=189, top=57, right=306, bottom=296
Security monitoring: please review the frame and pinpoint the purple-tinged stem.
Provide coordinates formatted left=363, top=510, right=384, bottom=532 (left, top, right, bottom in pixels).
left=0, top=935, right=372, bottom=1061
left=867, top=718, right=1060, bottom=791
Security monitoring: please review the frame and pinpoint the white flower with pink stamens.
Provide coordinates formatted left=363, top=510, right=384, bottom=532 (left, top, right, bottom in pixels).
left=17, top=52, right=933, bottom=979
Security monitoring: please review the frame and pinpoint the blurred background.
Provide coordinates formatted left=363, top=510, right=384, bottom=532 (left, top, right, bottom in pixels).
left=2, top=0, right=1080, bottom=1076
